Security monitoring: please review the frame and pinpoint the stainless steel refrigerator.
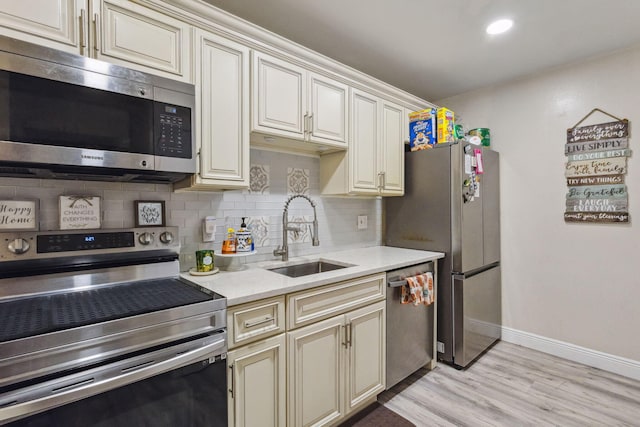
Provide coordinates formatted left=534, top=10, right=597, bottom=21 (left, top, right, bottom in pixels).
left=385, top=141, right=501, bottom=368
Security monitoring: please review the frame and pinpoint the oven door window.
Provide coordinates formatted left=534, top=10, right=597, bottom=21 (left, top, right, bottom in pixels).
left=9, top=358, right=227, bottom=427
left=0, top=71, right=154, bottom=155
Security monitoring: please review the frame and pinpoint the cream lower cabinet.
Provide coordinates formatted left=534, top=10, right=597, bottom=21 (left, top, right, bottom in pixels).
left=286, top=271, right=386, bottom=427
left=226, top=296, right=286, bottom=427
left=175, top=29, right=250, bottom=190
left=288, top=301, right=386, bottom=427
left=227, top=334, right=287, bottom=427
left=0, top=0, right=192, bottom=83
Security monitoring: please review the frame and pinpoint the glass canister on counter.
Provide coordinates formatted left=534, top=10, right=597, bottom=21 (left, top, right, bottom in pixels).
left=195, top=249, right=215, bottom=272
left=221, top=228, right=236, bottom=254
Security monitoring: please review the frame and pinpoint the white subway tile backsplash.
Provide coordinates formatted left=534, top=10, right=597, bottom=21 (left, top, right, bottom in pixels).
left=5, top=149, right=381, bottom=271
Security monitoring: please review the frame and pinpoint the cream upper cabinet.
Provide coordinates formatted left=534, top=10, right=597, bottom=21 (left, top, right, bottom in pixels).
left=0, top=0, right=86, bottom=53
left=94, top=0, right=192, bottom=82
left=175, top=29, right=249, bottom=190
left=252, top=51, right=348, bottom=150
left=227, top=334, right=286, bottom=427
left=320, top=88, right=405, bottom=196
left=379, top=99, right=404, bottom=195
left=252, top=51, right=306, bottom=137
left=308, top=72, right=348, bottom=145
left=0, top=0, right=192, bottom=83
left=350, top=88, right=380, bottom=194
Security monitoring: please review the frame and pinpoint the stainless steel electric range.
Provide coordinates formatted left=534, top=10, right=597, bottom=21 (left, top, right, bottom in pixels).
left=0, top=227, right=227, bottom=426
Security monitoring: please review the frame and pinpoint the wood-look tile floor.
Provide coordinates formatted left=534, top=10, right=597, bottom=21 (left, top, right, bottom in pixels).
left=378, top=341, right=640, bottom=426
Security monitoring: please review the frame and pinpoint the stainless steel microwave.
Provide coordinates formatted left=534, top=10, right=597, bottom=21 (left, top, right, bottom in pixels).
left=0, top=36, right=196, bottom=183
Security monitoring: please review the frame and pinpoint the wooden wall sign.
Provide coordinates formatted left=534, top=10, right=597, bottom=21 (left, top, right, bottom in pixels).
left=59, top=195, right=101, bottom=230
left=565, top=157, right=627, bottom=178
left=566, top=120, right=628, bottom=143
left=564, top=110, right=631, bottom=224
left=0, top=200, right=38, bottom=230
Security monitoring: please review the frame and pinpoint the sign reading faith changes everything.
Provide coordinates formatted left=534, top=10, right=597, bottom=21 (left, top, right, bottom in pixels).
left=564, top=119, right=630, bottom=223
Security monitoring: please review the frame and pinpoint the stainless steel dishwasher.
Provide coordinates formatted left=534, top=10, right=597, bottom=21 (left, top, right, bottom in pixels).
left=385, top=261, right=437, bottom=389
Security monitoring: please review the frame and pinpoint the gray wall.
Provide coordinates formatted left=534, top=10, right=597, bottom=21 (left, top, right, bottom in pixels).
left=438, top=45, right=640, bottom=362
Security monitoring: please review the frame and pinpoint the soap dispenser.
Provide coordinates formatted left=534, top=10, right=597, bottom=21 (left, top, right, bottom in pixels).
left=236, top=217, right=253, bottom=253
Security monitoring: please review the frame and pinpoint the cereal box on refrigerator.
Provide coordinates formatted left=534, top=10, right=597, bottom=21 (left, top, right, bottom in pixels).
left=409, top=108, right=436, bottom=151
left=436, top=107, right=455, bottom=144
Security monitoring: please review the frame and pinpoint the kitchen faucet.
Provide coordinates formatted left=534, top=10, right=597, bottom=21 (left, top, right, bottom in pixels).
left=273, top=194, right=319, bottom=261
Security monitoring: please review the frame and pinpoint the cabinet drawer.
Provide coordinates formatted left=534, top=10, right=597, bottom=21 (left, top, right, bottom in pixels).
left=287, top=273, right=385, bottom=330
left=228, top=296, right=285, bottom=349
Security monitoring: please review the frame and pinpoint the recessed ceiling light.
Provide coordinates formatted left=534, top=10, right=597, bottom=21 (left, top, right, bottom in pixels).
left=486, top=19, right=513, bottom=35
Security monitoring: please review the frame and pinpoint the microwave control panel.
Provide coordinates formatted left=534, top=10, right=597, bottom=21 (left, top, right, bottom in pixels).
left=154, top=103, right=192, bottom=159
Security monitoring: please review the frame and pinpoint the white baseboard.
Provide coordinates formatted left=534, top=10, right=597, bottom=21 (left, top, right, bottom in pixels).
left=501, top=326, right=640, bottom=381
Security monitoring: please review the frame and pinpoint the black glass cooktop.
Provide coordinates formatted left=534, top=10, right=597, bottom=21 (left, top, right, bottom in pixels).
left=0, top=278, right=215, bottom=343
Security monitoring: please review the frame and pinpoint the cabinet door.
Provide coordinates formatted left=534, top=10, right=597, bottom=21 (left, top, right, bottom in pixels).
left=252, top=51, right=306, bottom=138
left=0, top=0, right=85, bottom=53
left=195, top=29, right=249, bottom=187
left=379, top=99, right=404, bottom=195
left=228, top=334, right=286, bottom=427
left=308, top=72, right=348, bottom=146
left=288, top=316, right=344, bottom=427
left=95, top=0, right=192, bottom=82
left=344, top=301, right=386, bottom=413
left=349, top=88, right=379, bottom=194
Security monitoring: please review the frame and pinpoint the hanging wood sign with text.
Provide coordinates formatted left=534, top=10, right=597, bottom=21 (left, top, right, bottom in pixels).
left=564, top=111, right=630, bottom=224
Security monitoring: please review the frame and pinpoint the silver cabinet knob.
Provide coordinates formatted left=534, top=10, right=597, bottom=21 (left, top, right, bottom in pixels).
left=138, top=232, right=153, bottom=245
left=159, top=231, right=173, bottom=244
left=8, top=238, right=30, bottom=254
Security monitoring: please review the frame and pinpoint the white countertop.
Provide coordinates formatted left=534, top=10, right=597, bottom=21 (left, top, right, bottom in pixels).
left=181, top=246, right=444, bottom=306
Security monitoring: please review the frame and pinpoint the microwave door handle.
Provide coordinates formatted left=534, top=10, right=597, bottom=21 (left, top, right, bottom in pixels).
left=0, top=337, right=225, bottom=425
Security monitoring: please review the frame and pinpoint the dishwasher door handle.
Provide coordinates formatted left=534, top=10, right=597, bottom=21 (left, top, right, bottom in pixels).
left=388, top=279, right=408, bottom=288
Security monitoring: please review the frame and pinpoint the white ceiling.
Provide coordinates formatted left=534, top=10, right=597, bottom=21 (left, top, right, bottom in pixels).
left=201, top=0, right=640, bottom=101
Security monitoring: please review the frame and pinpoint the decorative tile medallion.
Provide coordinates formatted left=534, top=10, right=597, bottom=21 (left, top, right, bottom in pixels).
left=287, top=215, right=312, bottom=243
left=287, top=168, right=310, bottom=195
left=247, top=216, right=269, bottom=247
left=249, top=164, right=270, bottom=194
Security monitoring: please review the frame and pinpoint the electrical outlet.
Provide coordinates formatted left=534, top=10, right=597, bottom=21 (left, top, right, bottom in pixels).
left=357, top=215, right=368, bottom=230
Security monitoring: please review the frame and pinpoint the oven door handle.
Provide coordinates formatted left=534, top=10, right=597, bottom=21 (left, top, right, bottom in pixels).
left=0, top=337, right=225, bottom=424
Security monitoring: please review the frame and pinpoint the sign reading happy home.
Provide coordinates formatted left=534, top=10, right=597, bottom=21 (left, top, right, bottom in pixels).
left=564, top=111, right=631, bottom=224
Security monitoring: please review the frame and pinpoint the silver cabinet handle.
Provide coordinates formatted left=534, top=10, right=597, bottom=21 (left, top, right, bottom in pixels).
left=377, top=172, right=383, bottom=191
left=346, top=323, right=352, bottom=347
left=309, top=113, right=314, bottom=137
left=0, top=338, right=225, bottom=424
left=303, top=113, right=309, bottom=137
left=93, top=13, right=100, bottom=54
left=244, top=316, right=275, bottom=328
left=79, top=9, right=87, bottom=55
left=342, top=325, right=348, bottom=348
left=228, top=364, right=235, bottom=399
left=381, top=172, right=386, bottom=190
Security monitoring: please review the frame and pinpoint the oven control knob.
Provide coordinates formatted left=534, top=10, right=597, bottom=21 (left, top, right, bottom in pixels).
left=138, top=232, right=153, bottom=245
left=159, top=231, right=174, bottom=244
left=8, top=238, right=30, bottom=254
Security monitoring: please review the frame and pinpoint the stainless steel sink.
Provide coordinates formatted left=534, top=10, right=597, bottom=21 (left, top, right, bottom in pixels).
left=267, top=260, right=351, bottom=278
